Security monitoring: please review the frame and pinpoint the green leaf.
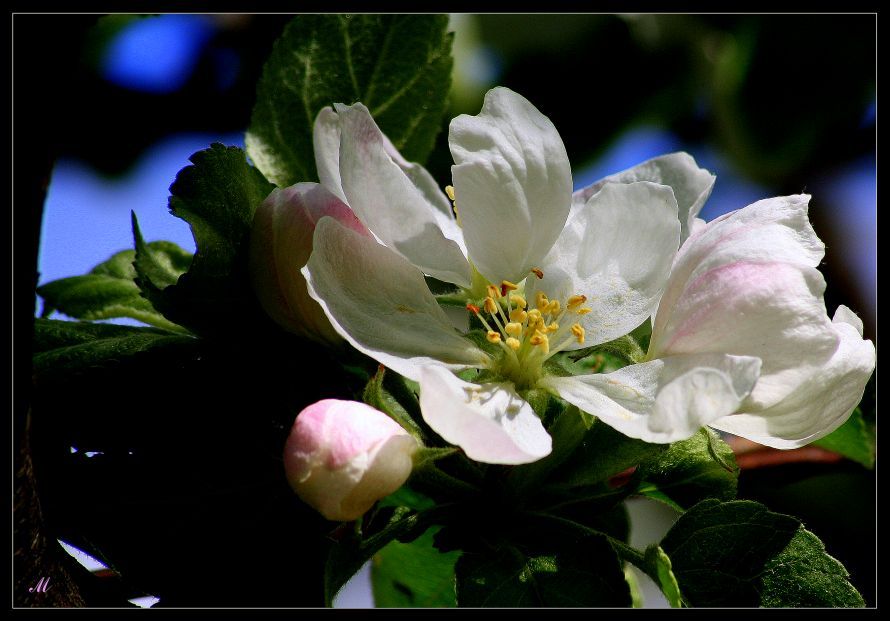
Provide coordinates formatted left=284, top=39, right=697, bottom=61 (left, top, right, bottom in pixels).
left=150, top=144, right=275, bottom=335
left=37, top=244, right=190, bottom=333
left=372, top=526, right=460, bottom=607
left=643, top=545, right=683, bottom=608
left=548, top=418, right=665, bottom=489
left=324, top=508, right=439, bottom=606
left=812, top=407, right=875, bottom=468
left=362, top=365, right=425, bottom=441
left=32, top=318, right=196, bottom=377
left=455, top=535, right=631, bottom=607
left=659, top=499, right=864, bottom=607
left=636, top=429, right=738, bottom=511
left=246, top=14, right=454, bottom=187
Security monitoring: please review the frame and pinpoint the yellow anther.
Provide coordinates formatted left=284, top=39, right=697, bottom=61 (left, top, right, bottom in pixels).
left=567, top=294, right=587, bottom=309
left=486, top=284, right=501, bottom=300
left=530, top=331, right=550, bottom=354
left=484, top=297, right=499, bottom=314
left=535, top=292, right=549, bottom=311
left=486, top=330, right=502, bottom=343
left=501, top=280, right=518, bottom=293
left=510, top=294, right=527, bottom=309
left=509, top=308, right=528, bottom=323
left=546, top=300, right=561, bottom=315
left=571, top=323, right=586, bottom=344
left=506, top=337, right=521, bottom=351
left=444, top=185, right=456, bottom=201
left=576, top=307, right=592, bottom=315
left=531, top=267, right=544, bottom=279
left=527, top=308, right=542, bottom=324
left=546, top=322, right=560, bottom=333
left=505, top=322, right=523, bottom=337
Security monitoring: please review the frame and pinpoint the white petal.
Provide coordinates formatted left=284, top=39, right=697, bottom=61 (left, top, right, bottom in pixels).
left=572, top=152, right=715, bottom=243
left=711, top=306, right=875, bottom=448
left=313, top=107, right=348, bottom=203
left=302, top=218, right=489, bottom=381
left=335, top=103, right=471, bottom=287
left=528, top=182, right=680, bottom=347
left=650, top=196, right=836, bottom=408
left=541, top=353, right=761, bottom=444
left=419, top=364, right=552, bottom=465
left=449, top=87, right=572, bottom=283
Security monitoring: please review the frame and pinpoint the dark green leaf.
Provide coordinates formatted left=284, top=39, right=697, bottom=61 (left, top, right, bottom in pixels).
left=37, top=244, right=190, bottom=333
left=812, top=408, right=875, bottom=468
left=455, top=534, right=631, bottom=607
left=324, top=509, right=438, bottom=606
left=32, top=318, right=196, bottom=377
left=660, top=499, right=864, bottom=607
left=636, top=429, right=738, bottom=511
left=372, top=526, right=460, bottom=607
left=151, top=144, right=275, bottom=335
left=246, top=14, right=453, bottom=187
left=548, top=418, right=665, bottom=489
left=362, top=365, right=425, bottom=441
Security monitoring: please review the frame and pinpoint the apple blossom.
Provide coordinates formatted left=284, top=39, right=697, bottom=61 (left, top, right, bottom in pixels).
left=300, top=87, right=770, bottom=464
left=283, top=399, right=418, bottom=521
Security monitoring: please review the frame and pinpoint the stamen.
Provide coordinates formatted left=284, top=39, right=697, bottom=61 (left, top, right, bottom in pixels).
left=506, top=337, right=521, bottom=351
left=527, top=308, right=542, bottom=325
left=535, top=292, right=549, bottom=311
left=484, top=297, right=499, bottom=314
left=486, top=330, right=502, bottom=344
left=567, top=294, right=587, bottom=309
left=531, top=267, right=544, bottom=279
left=509, top=308, right=528, bottom=323
left=444, top=185, right=456, bottom=201
left=530, top=331, right=550, bottom=354
left=546, top=322, right=560, bottom=333
left=486, top=284, right=501, bottom=300
left=466, top=303, right=480, bottom=315
left=571, top=323, right=586, bottom=345
left=510, top=294, right=527, bottom=309
left=505, top=322, right=522, bottom=337
left=576, top=307, right=592, bottom=315
left=546, top=300, right=561, bottom=315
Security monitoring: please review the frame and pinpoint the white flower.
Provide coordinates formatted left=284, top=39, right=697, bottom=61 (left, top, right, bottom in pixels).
left=300, top=87, right=767, bottom=464
left=283, top=399, right=418, bottom=521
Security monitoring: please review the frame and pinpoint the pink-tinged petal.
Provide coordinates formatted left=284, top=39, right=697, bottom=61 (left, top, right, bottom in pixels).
left=541, top=353, right=761, bottom=444
left=527, top=181, right=680, bottom=348
left=249, top=183, right=369, bottom=345
left=449, top=87, right=572, bottom=284
left=650, top=195, right=836, bottom=409
left=571, top=152, right=715, bottom=243
left=710, top=305, right=875, bottom=448
left=335, top=103, right=471, bottom=287
left=419, top=364, right=552, bottom=465
left=302, top=217, right=490, bottom=382
left=284, top=399, right=418, bottom=521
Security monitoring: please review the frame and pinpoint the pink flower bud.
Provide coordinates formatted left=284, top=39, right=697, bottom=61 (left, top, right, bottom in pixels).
left=249, top=182, right=369, bottom=346
left=283, top=399, right=418, bottom=521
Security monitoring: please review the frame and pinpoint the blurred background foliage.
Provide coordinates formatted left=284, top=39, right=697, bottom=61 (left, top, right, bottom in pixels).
left=17, top=13, right=875, bottom=607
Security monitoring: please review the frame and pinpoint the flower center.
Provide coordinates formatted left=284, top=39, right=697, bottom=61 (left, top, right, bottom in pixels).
left=466, top=269, right=591, bottom=390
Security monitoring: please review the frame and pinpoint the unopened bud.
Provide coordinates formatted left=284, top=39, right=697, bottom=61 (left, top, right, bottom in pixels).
left=283, top=399, right=418, bottom=522
left=250, top=183, right=369, bottom=346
